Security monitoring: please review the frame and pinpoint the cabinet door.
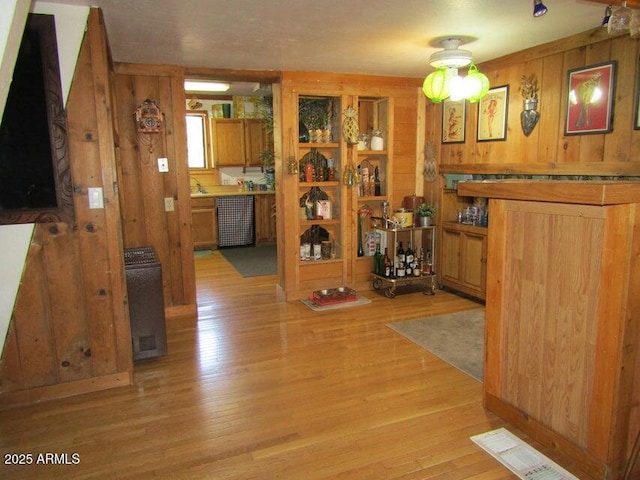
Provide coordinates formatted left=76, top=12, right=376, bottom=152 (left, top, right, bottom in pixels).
left=213, top=119, right=245, bottom=166
left=244, top=119, right=266, bottom=166
left=191, top=199, right=217, bottom=249
left=254, top=194, right=276, bottom=245
left=441, top=228, right=462, bottom=282
left=461, top=232, right=486, bottom=292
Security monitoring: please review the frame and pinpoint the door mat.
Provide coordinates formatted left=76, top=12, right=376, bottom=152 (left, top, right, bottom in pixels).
left=300, top=295, right=371, bottom=311
left=471, top=428, right=580, bottom=479
left=219, top=245, right=277, bottom=277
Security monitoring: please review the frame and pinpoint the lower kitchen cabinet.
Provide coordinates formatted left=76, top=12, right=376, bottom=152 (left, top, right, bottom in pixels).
left=254, top=194, right=276, bottom=245
left=191, top=197, right=217, bottom=250
left=440, top=221, right=487, bottom=299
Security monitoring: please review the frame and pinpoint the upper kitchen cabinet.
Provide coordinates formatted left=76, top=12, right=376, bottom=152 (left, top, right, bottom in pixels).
left=212, top=118, right=267, bottom=167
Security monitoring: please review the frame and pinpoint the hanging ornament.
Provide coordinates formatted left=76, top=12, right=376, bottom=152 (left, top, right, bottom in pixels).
left=423, top=143, right=437, bottom=182
left=519, top=74, right=540, bottom=137
left=287, top=128, right=299, bottom=175
left=342, top=106, right=359, bottom=145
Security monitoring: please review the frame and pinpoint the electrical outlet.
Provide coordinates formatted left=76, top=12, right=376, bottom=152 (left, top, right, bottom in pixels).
left=158, top=157, right=169, bottom=172
left=164, top=197, right=175, bottom=212
left=88, top=187, right=104, bottom=209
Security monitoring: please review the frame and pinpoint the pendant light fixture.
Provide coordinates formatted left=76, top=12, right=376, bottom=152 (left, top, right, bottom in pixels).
left=422, top=38, right=490, bottom=104
left=533, top=0, right=548, bottom=17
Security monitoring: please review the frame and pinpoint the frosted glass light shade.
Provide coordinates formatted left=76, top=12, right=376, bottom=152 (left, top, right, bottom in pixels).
left=448, top=75, right=466, bottom=101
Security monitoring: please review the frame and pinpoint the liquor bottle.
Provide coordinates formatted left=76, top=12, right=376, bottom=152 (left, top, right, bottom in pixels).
left=373, top=166, right=381, bottom=196
left=405, top=241, right=414, bottom=277
left=396, top=242, right=405, bottom=278
left=373, top=243, right=383, bottom=276
left=424, top=249, right=433, bottom=275
left=383, top=247, right=393, bottom=278
left=413, top=247, right=423, bottom=277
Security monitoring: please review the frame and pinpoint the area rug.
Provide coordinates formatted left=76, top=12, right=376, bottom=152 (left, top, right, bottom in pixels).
left=219, top=245, right=277, bottom=277
left=387, top=308, right=485, bottom=381
left=300, top=295, right=371, bottom=311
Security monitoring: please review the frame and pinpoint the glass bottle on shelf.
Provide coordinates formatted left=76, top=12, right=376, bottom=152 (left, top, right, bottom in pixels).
left=383, top=248, right=393, bottom=278
left=405, top=241, right=414, bottom=277
left=373, top=166, right=381, bottom=196
left=304, top=162, right=315, bottom=182
left=424, top=250, right=433, bottom=275
left=413, top=248, right=422, bottom=277
left=373, top=243, right=383, bottom=275
left=396, top=241, right=405, bottom=278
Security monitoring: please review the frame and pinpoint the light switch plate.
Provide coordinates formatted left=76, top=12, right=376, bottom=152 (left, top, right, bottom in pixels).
left=164, top=197, right=175, bottom=212
left=158, top=157, right=169, bottom=172
left=88, top=187, right=104, bottom=209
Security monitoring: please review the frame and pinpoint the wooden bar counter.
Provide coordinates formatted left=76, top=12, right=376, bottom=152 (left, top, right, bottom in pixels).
left=458, top=180, right=640, bottom=480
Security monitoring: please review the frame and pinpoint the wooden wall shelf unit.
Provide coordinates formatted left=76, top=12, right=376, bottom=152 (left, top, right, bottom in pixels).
left=280, top=81, right=398, bottom=300
left=353, top=97, right=393, bottom=289
left=459, top=180, right=640, bottom=480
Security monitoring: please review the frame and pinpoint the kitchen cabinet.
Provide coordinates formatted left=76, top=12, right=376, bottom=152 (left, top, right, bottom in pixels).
left=212, top=118, right=266, bottom=167
left=254, top=194, right=277, bottom=245
left=441, top=221, right=486, bottom=300
left=191, top=197, right=217, bottom=249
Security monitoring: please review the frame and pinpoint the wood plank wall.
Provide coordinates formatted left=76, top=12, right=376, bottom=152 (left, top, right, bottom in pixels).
left=423, top=28, right=640, bottom=205
left=112, top=64, right=196, bottom=319
left=0, top=9, right=132, bottom=407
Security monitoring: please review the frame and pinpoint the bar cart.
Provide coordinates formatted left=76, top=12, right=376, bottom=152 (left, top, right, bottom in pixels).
left=371, top=222, right=437, bottom=298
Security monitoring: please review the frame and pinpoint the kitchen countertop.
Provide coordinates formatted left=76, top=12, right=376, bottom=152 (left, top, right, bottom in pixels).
left=191, top=186, right=275, bottom=198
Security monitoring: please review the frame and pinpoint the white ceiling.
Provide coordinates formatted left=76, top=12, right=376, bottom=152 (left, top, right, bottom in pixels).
left=56, top=0, right=609, bottom=89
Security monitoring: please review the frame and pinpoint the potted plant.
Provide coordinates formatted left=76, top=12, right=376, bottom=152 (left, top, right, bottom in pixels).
left=260, top=148, right=275, bottom=190
left=417, top=202, right=436, bottom=226
left=299, top=98, right=332, bottom=142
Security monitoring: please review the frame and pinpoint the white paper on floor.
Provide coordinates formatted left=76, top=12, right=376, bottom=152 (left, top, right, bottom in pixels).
left=470, top=428, right=579, bottom=480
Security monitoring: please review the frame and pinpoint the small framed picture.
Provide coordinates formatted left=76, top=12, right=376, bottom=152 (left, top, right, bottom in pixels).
left=635, top=55, right=640, bottom=130
left=442, top=98, right=466, bottom=143
left=477, top=85, right=509, bottom=141
left=565, top=61, right=616, bottom=135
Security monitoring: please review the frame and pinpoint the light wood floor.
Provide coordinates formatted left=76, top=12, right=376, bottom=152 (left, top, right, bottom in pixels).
left=0, top=251, right=592, bottom=479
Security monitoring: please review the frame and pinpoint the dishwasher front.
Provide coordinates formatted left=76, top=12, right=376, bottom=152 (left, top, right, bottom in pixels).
left=217, top=195, right=254, bottom=247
